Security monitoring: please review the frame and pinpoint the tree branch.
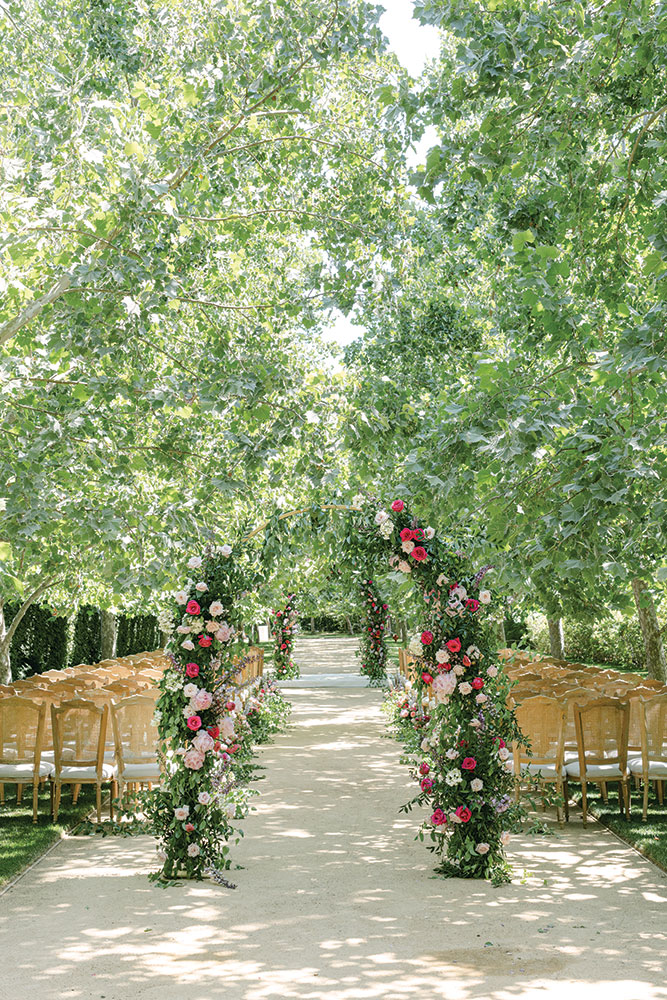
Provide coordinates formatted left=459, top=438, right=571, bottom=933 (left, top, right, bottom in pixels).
left=3, top=574, right=60, bottom=648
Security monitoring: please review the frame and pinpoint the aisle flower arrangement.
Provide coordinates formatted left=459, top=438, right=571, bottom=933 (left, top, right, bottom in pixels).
left=150, top=550, right=291, bottom=881
left=272, top=593, right=299, bottom=679
left=358, top=578, right=389, bottom=686
left=353, top=497, right=525, bottom=882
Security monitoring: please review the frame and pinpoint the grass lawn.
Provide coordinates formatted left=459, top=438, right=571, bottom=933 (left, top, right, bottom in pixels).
left=578, top=785, right=667, bottom=873
left=0, top=783, right=98, bottom=886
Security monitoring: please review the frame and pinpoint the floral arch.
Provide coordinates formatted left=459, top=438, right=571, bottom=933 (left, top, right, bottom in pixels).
left=152, top=496, right=523, bottom=884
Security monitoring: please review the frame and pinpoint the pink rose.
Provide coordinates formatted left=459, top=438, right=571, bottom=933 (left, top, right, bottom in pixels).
left=461, top=757, right=477, bottom=770
left=421, top=630, right=434, bottom=646
left=183, top=748, right=205, bottom=770
left=187, top=715, right=202, bottom=731
left=184, top=822, right=195, bottom=833
left=185, top=662, right=200, bottom=678
left=185, top=600, right=201, bottom=615
left=391, top=499, right=405, bottom=512
left=455, top=806, right=472, bottom=823
left=411, top=546, right=427, bottom=562
left=421, top=672, right=433, bottom=685
left=431, top=808, right=446, bottom=826
left=419, top=762, right=430, bottom=776
left=399, top=527, right=414, bottom=542
left=421, top=777, right=434, bottom=792
left=466, top=598, right=480, bottom=612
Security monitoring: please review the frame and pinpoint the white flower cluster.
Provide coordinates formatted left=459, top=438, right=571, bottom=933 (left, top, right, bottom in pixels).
left=164, top=670, right=183, bottom=692
left=408, top=633, right=424, bottom=656
left=445, top=770, right=463, bottom=786
left=157, top=609, right=175, bottom=636
left=379, top=518, right=394, bottom=539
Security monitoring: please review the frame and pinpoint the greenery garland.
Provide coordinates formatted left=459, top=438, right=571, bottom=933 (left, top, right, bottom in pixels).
left=358, top=578, right=389, bottom=686
left=271, top=593, right=299, bottom=679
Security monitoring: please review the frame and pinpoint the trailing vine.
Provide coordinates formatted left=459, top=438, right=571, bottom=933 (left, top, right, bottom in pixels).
left=358, top=578, right=389, bottom=686
left=272, top=593, right=299, bottom=679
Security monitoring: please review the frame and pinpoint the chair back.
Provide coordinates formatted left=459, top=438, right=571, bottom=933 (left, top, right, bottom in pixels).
left=51, top=699, right=108, bottom=772
left=574, top=698, right=629, bottom=769
left=640, top=694, right=667, bottom=766
left=561, top=687, right=601, bottom=750
left=0, top=696, right=46, bottom=766
left=513, top=696, right=565, bottom=767
left=111, top=696, right=159, bottom=770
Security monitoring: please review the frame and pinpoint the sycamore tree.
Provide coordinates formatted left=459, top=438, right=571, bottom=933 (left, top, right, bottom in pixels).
left=361, top=0, right=667, bottom=678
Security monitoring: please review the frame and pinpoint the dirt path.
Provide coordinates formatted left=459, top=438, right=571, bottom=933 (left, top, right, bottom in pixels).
left=1, top=639, right=665, bottom=1000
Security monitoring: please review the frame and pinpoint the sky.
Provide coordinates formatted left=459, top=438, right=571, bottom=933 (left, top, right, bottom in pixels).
left=322, top=0, right=441, bottom=347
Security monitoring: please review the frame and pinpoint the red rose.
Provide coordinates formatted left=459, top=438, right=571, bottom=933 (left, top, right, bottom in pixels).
left=462, top=655, right=471, bottom=667
left=187, top=715, right=202, bottom=731
left=411, top=546, right=427, bottom=562
left=383, top=604, right=388, bottom=610
left=226, top=701, right=235, bottom=711
left=185, top=600, right=201, bottom=615
left=466, top=598, right=480, bottom=612
left=184, top=823, right=194, bottom=833
left=462, top=757, right=477, bottom=770
left=185, top=662, right=200, bottom=678
left=455, top=806, right=472, bottom=823
left=421, top=630, right=434, bottom=645
left=421, top=672, right=433, bottom=685
left=472, top=677, right=484, bottom=690
left=391, top=499, right=405, bottom=512
left=431, top=808, right=446, bottom=826
left=198, top=634, right=212, bottom=647
left=208, top=726, right=220, bottom=739
left=446, top=638, right=462, bottom=653
left=421, top=777, right=434, bottom=793
left=399, top=527, right=413, bottom=542
left=419, top=762, right=430, bottom=776
left=413, top=528, right=424, bottom=540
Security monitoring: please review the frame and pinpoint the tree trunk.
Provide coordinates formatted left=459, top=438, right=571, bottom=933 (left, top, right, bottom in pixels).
left=632, top=577, right=667, bottom=682
left=100, top=610, right=117, bottom=660
left=345, top=615, right=353, bottom=635
left=310, top=616, right=315, bottom=633
left=0, top=598, right=11, bottom=684
left=496, top=616, right=507, bottom=647
left=547, top=617, right=565, bottom=659
left=400, top=620, right=407, bottom=644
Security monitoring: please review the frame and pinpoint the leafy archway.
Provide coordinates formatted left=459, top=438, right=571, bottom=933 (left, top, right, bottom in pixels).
left=152, top=496, right=522, bottom=883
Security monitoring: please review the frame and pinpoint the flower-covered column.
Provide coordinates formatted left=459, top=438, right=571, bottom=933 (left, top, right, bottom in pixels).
left=272, top=593, right=299, bottom=679
left=358, top=578, right=389, bottom=686
left=357, top=497, right=525, bottom=882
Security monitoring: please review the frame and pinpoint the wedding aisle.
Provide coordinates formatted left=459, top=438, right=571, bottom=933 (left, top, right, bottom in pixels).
left=0, top=639, right=665, bottom=1000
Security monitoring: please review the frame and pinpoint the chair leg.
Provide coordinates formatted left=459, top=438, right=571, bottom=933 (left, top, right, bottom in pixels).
left=563, top=779, right=570, bottom=823
left=642, top=778, right=649, bottom=821
left=658, top=780, right=664, bottom=806
left=116, top=780, right=124, bottom=822
left=96, top=783, right=102, bottom=824
left=600, top=781, right=608, bottom=803
left=581, top=780, right=588, bottom=825
left=555, top=781, right=563, bottom=827
left=110, top=781, right=116, bottom=821
left=32, top=780, right=39, bottom=824
left=53, top=781, right=61, bottom=823
left=72, top=783, right=81, bottom=805
left=0, top=782, right=3, bottom=805
left=16, top=783, right=23, bottom=805
left=624, top=779, right=630, bottom=821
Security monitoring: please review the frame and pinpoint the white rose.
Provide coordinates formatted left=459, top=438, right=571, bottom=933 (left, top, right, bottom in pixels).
left=187, top=843, right=200, bottom=857
left=487, top=665, right=499, bottom=677
left=183, top=683, right=198, bottom=698
left=209, top=601, right=224, bottom=617
left=195, top=581, right=208, bottom=592
left=198, top=791, right=212, bottom=805
left=458, top=682, right=473, bottom=695
left=225, top=803, right=236, bottom=819
left=425, top=526, right=435, bottom=539
left=398, top=560, right=412, bottom=574
left=401, top=539, right=415, bottom=554
left=435, top=648, right=450, bottom=664
left=436, top=574, right=448, bottom=587
left=420, top=739, right=430, bottom=751
left=374, top=510, right=389, bottom=525
left=453, top=664, right=465, bottom=676
left=174, top=590, right=188, bottom=605
left=498, top=747, right=510, bottom=760
left=452, top=585, right=467, bottom=601
left=181, top=639, right=195, bottom=651
left=500, top=831, right=511, bottom=846
left=479, top=590, right=491, bottom=605
left=174, top=805, right=189, bottom=820
left=408, top=634, right=423, bottom=656
left=187, top=556, right=202, bottom=570
left=471, top=778, right=484, bottom=792
left=475, top=842, right=490, bottom=855
left=475, top=692, right=488, bottom=704
left=445, top=748, right=459, bottom=760
left=220, top=544, right=233, bottom=557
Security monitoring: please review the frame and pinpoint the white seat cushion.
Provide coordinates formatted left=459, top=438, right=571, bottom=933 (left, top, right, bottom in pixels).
left=56, top=763, right=115, bottom=781
left=0, top=760, right=54, bottom=779
left=628, top=756, right=667, bottom=778
left=565, top=761, right=626, bottom=779
left=114, top=762, right=161, bottom=781
left=42, top=748, right=75, bottom=761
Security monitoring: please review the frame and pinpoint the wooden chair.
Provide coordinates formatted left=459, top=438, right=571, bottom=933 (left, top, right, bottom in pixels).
left=511, top=696, right=568, bottom=823
left=51, top=700, right=114, bottom=823
left=565, top=698, right=630, bottom=823
left=628, top=694, right=667, bottom=821
left=0, top=697, right=52, bottom=822
left=111, top=696, right=161, bottom=819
